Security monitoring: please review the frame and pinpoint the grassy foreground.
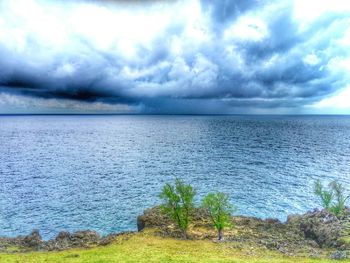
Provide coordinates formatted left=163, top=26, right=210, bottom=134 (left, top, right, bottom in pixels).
left=0, top=230, right=341, bottom=263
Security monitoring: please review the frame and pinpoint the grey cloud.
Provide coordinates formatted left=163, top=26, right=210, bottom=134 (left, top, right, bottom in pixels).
left=0, top=0, right=349, bottom=113
left=200, top=0, right=262, bottom=26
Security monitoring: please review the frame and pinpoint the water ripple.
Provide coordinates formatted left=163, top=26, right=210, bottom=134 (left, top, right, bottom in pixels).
left=0, top=115, right=349, bottom=239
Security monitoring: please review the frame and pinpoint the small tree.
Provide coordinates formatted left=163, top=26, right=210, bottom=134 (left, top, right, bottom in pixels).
left=329, top=181, right=349, bottom=217
left=314, top=180, right=333, bottom=210
left=202, top=192, right=235, bottom=241
left=159, top=178, right=195, bottom=238
left=314, top=180, right=349, bottom=217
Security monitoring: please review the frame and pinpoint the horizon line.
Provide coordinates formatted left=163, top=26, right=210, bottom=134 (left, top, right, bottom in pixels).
left=1, top=113, right=350, bottom=116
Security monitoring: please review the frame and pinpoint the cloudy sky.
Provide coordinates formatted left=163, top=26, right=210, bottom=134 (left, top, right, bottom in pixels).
left=0, top=0, right=350, bottom=114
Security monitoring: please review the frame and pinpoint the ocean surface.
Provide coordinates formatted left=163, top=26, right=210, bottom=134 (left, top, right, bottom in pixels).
left=0, top=115, right=349, bottom=239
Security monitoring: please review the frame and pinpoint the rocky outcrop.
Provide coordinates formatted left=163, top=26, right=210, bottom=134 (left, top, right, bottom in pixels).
left=137, top=207, right=173, bottom=232
left=42, top=230, right=101, bottom=251
left=0, top=230, right=43, bottom=251
left=287, top=208, right=350, bottom=249
left=22, top=230, right=43, bottom=248
left=0, top=229, right=131, bottom=252
left=0, top=207, right=349, bottom=258
left=137, top=206, right=350, bottom=257
left=330, top=250, right=348, bottom=260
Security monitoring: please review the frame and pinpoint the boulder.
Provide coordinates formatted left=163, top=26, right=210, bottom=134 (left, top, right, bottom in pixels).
left=329, top=250, right=348, bottom=260
left=137, top=215, right=146, bottom=232
left=70, top=230, right=100, bottom=247
left=288, top=209, right=346, bottom=248
left=136, top=207, right=172, bottom=231
left=42, top=230, right=101, bottom=251
left=21, top=230, right=42, bottom=248
left=47, top=231, right=72, bottom=250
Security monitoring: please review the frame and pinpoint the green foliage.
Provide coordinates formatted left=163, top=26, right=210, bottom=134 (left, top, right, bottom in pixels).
left=202, top=192, right=235, bottom=240
left=328, top=181, right=348, bottom=217
left=314, top=180, right=349, bottom=217
left=159, top=178, right=196, bottom=236
left=314, top=180, right=333, bottom=210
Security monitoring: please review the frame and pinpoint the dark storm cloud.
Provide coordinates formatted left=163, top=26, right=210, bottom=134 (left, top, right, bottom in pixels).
left=0, top=0, right=349, bottom=113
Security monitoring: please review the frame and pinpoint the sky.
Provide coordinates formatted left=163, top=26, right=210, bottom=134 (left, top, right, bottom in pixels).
left=0, top=0, right=350, bottom=114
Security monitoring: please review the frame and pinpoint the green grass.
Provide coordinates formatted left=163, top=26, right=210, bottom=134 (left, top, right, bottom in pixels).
left=340, top=236, right=350, bottom=246
left=0, top=231, right=345, bottom=263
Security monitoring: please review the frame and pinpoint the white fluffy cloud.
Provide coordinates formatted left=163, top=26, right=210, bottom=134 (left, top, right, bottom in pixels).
left=310, top=85, right=350, bottom=111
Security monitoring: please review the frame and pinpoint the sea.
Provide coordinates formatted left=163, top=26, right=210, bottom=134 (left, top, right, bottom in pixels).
left=0, top=115, right=349, bottom=239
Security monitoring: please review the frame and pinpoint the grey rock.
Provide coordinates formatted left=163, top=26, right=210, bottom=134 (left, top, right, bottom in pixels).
left=288, top=209, right=345, bottom=248
left=21, top=230, right=42, bottom=248
left=329, top=250, right=347, bottom=260
left=137, top=215, right=146, bottom=232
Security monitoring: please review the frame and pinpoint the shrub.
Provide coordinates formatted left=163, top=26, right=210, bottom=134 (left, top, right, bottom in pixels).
left=159, top=178, right=196, bottom=238
left=314, top=180, right=333, bottom=210
left=314, top=180, right=349, bottom=217
left=329, top=181, right=348, bottom=217
left=202, top=192, right=235, bottom=240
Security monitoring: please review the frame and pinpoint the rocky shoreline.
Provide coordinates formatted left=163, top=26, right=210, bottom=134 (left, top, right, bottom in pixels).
left=1, top=207, right=349, bottom=259
left=137, top=207, right=350, bottom=259
left=0, top=229, right=135, bottom=252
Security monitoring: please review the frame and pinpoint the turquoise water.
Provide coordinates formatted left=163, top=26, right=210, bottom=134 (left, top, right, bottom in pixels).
left=0, top=115, right=349, bottom=239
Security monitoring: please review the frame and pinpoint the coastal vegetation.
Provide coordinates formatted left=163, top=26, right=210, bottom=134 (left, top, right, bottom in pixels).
left=201, top=192, right=235, bottom=241
left=159, top=179, right=235, bottom=241
left=2, top=205, right=349, bottom=262
left=0, top=179, right=349, bottom=262
left=159, top=178, right=196, bottom=238
left=314, top=180, right=349, bottom=217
